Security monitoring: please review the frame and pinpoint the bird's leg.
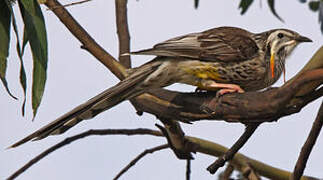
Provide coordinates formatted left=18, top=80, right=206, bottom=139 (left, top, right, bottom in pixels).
left=199, top=79, right=245, bottom=96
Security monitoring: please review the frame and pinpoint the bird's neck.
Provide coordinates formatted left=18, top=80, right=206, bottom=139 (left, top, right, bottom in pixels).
left=265, top=51, right=287, bottom=86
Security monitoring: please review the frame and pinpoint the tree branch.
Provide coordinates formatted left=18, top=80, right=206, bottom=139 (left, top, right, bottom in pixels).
left=35, top=1, right=323, bottom=179
left=291, top=101, right=323, bottom=180
left=8, top=127, right=319, bottom=180
left=45, top=0, right=127, bottom=79
left=44, top=0, right=323, bottom=126
left=49, top=0, right=92, bottom=10
left=115, top=0, right=131, bottom=68
left=7, top=128, right=163, bottom=180
left=113, top=144, right=169, bottom=180
left=155, top=122, right=193, bottom=159
left=187, top=136, right=318, bottom=180
left=186, top=159, right=191, bottom=180
left=207, top=124, right=260, bottom=174
left=219, top=164, right=234, bottom=180
left=132, top=68, right=323, bottom=124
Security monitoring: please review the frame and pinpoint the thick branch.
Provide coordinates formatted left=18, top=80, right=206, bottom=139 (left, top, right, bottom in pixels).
left=156, top=122, right=193, bottom=159
left=291, top=101, right=323, bottom=180
left=115, top=0, right=131, bottom=68
left=133, top=68, right=323, bottom=123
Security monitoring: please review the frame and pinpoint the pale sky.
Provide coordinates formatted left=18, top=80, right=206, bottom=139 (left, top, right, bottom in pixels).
left=1, top=0, right=323, bottom=180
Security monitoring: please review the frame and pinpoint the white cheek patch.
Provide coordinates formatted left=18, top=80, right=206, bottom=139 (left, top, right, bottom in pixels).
left=282, top=40, right=297, bottom=47
left=281, top=40, right=297, bottom=57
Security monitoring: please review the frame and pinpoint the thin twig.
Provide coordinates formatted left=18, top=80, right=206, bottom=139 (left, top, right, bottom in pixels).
left=219, top=163, right=234, bottom=180
left=242, top=163, right=261, bottom=180
left=7, top=128, right=163, bottom=180
left=49, top=0, right=92, bottom=10
left=115, top=0, right=131, bottom=68
left=291, top=101, right=323, bottom=180
left=207, top=124, right=260, bottom=174
left=113, top=144, right=169, bottom=180
left=186, top=159, right=191, bottom=180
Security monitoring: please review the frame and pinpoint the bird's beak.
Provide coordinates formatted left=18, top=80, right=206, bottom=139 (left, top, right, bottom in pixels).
left=295, top=35, right=312, bottom=43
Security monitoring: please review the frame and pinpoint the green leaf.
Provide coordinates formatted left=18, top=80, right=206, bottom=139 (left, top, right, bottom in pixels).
left=18, top=0, right=48, bottom=118
left=20, top=28, right=28, bottom=115
left=0, top=0, right=17, bottom=100
left=319, top=2, right=323, bottom=34
left=267, top=0, right=284, bottom=22
left=239, top=0, right=254, bottom=15
left=22, top=26, right=28, bottom=55
left=7, top=1, right=28, bottom=116
left=309, top=1, right=320, bottom=12
left=194, top=0, right=199, bottom=9
left=19, top=29, right=28, bottom=116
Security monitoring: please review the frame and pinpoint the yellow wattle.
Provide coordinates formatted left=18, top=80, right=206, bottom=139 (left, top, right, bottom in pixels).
left=182, top=65, right=222, bottom=81
left=270, top=53, right=275, bottom=78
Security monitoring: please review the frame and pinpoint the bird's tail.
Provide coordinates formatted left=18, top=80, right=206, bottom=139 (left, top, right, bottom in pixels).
left=9, top=61, right=161, bottom=148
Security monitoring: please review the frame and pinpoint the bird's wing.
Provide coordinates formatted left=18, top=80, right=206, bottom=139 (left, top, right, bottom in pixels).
left=131, top=27, right=259, bottom=62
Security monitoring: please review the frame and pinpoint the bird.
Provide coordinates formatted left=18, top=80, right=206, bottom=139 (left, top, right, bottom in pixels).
left=9, top=26, right=312, bottom=148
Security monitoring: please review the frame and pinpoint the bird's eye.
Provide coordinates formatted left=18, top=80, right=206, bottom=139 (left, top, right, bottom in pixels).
left=277, top=33, right=284, bottom=38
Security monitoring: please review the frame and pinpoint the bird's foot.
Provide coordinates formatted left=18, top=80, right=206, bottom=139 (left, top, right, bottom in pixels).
left=216, top=87, right=245, bottom=98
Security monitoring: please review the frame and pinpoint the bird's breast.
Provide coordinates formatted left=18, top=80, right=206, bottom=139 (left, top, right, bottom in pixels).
left=177, top=59, right=268, bottom=90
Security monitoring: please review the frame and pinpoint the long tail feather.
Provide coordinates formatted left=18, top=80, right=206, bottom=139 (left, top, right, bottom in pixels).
left=9, top=62, right=160, bottom=148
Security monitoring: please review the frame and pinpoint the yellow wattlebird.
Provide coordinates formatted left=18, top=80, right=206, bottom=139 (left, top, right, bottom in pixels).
left=9, top=26, right=312, bottom=148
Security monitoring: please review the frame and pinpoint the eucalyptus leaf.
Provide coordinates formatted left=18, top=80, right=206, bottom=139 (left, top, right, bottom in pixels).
left=319, top=2, right=323, bottom=33
left=309, top=1, right=320, bottom=12
left=7, top=0, right=28, bottom=115
left=239, top=0, right=254, bottom=15
left=194, top=0, right=199, bottom=9
left=18, top=0, right=48, bottom=118
left=267, top=0, right=284, bottom=22
left=22, top=27, right=28, bottom=55
left=0, top=0, right=17, bottom=99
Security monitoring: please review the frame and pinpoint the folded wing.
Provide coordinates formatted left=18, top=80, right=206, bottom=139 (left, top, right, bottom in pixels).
left=131, top=26, right=259, bottom=62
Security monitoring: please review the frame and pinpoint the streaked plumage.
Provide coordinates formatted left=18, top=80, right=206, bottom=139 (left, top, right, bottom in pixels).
left=9, top=26, right=311, bottom=148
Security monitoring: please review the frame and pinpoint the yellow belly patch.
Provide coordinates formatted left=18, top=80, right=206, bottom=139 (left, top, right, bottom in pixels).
left=183, top=65, right=222, bottom=81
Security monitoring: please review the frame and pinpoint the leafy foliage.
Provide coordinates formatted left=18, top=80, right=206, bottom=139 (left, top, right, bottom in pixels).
left=194, top=0, right=199, bottom=9
left=239, top=0, right=254, bottom=15
left=237, top=0, right=323, bottom=33
left=18, top=0, right=48, bottom=118
left=309, top=1, right=320, bottom=11
left=0, top=1, right=17, bottom=99
left=238, top=0, right=284, bottom=22
left=0, top=0, right=47, bottom=118
left=319, top=2, right=323, bottom=33
left=305, top=0, right=323, bottom=33
left=267, top=0, right=284, bottom=22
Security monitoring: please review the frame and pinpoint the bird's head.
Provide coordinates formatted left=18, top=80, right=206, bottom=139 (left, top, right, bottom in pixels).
left=262, top=29, right=312, bottom=78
